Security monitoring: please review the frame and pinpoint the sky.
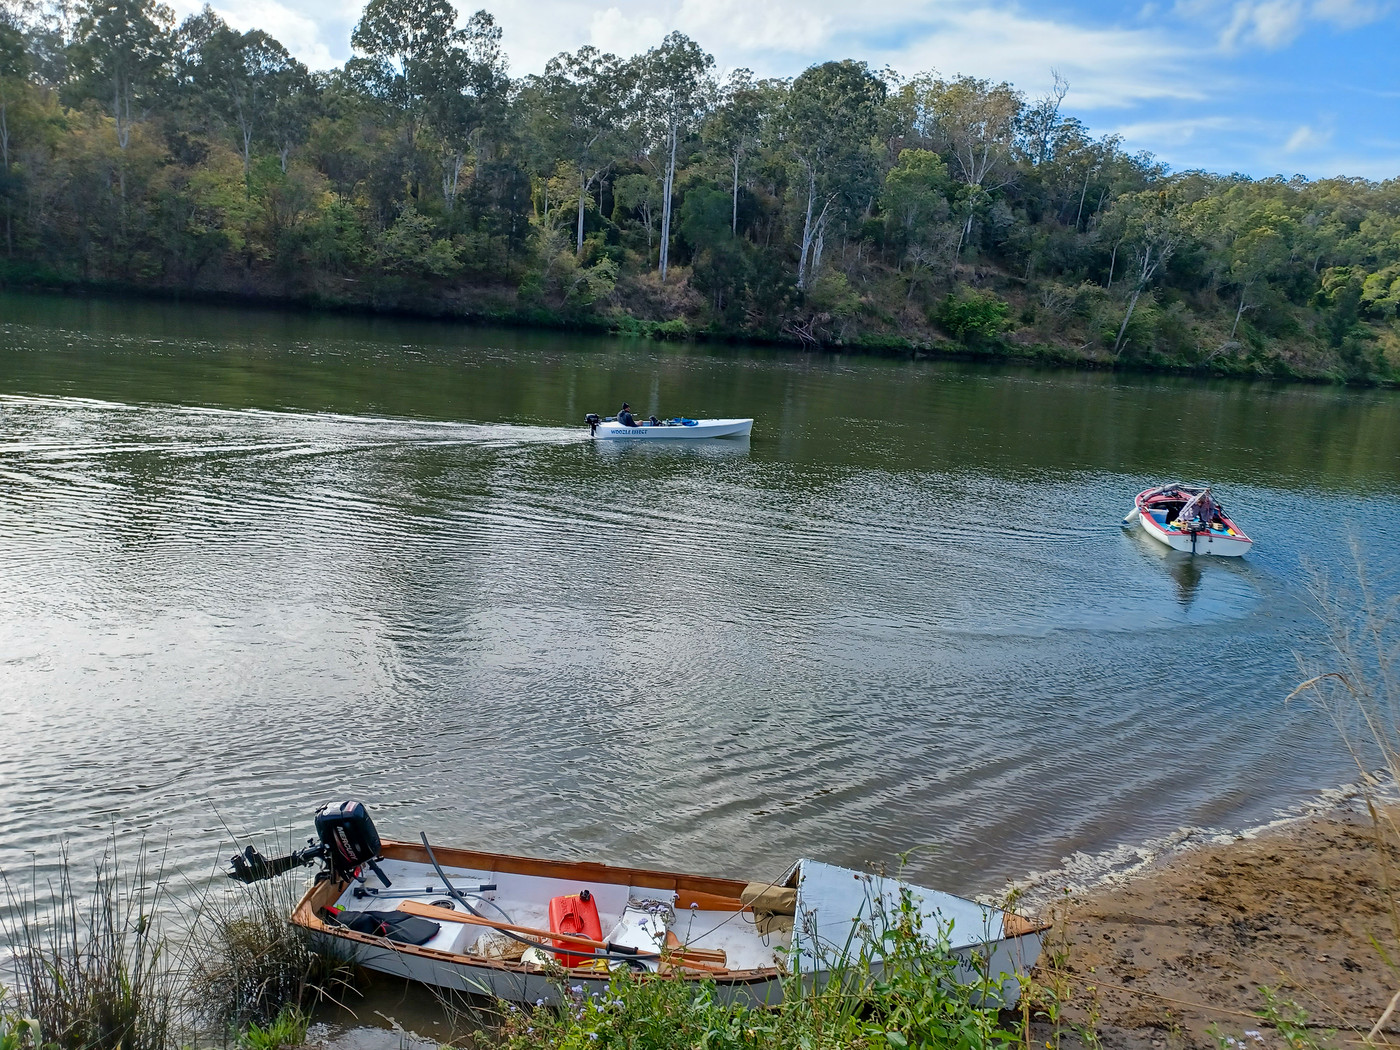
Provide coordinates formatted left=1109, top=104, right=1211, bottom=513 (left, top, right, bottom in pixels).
left=184, top=0, right=1400, bottom=180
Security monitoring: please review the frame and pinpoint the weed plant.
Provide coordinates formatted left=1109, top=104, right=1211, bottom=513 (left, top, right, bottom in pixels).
left=183, top=865, right=354, bottom=1034
left=493, top=888, right=1019, bottom=1050
left=0, top=842, right=178, bottom=1050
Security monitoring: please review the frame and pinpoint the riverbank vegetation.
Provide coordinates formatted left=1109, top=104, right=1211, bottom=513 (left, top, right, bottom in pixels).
left=0, top=0, right=1397, bottom=381
left=0, top=842, right=1029, bottom=1050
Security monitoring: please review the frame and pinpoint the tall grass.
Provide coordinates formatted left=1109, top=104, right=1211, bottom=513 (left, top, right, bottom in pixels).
left=1, top=836, right=354, bottom=1050
left=1288, top=548, right=1400, bottom=1039
left=183, top=866, right=354, bottom=1034
left=0, top=840, right=179, bottom=1050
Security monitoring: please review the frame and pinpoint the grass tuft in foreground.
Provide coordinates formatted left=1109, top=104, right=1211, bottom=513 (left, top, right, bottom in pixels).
left=184, top=865, right=354, bottom=1035
left=0, top=840, right=178, bottom=1050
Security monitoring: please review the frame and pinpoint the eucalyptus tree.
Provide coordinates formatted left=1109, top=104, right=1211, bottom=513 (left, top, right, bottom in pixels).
left=1019, top=70, right=1067, bottom=167
left=1109, top=186, right=1190, bottom=356
left=178, top=9, right=308, bottom=174
left=703, top=67, right=763, bottom=235
left=349, top=0, right=461, bottom=143
left=913, top=74, right=1023, bottom=254
left=0, top=6, right=26, bottom=253
left=635, top=31, right=712, bottom=280
left=1193, top=185, right=1300, bottom=338
left=520, top=45, right=635, bottom=255
left=0, top=8, right=24, bottom=172
left=71, top=0, right=173, bottom=155
left=781, top=59, right=884, bottom=291
left=423, top=9, right=507, bottom=213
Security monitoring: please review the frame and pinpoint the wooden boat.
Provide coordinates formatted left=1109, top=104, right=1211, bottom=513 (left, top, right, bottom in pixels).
left=586, top=414, right=753, bottom=439
left=1126, top=482, right=1253, bottom=557
left=231, top=802, right=1046, bottom=1008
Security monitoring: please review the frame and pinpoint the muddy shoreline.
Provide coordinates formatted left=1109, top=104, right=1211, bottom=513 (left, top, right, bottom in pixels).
left=1032, top=801, right=1400, bottom=1049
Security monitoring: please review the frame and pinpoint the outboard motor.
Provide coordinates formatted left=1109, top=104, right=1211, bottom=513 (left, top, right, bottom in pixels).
left=585, top=412, right=601, bottom=436
left=314, top=800, right=390, bottom=885
left=227, top=799, right=392, bottom=887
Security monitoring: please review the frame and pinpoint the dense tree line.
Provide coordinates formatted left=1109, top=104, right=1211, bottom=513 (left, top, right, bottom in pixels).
left=1, top=0, right=1398, bottom=381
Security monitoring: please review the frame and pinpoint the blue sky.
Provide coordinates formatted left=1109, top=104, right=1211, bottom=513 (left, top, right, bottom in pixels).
left=192, top=0, right=1400, bottom=180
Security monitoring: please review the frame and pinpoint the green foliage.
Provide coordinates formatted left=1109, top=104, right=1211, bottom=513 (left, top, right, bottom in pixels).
left=238, top=1006, right=308, bottom=1050
left=496, top=892, right=1017, bottom=1050
left=0, top=0, right=1395, bottom=379
left=937, top=290, right=1009, bottom=341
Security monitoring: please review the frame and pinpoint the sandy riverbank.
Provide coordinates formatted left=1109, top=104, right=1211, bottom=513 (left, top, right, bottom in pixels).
left=1032, top=802, right=1400, bottom=1049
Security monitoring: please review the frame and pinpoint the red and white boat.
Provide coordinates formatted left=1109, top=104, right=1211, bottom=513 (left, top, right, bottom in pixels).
left=1126, top=483, right=1253, bottom=557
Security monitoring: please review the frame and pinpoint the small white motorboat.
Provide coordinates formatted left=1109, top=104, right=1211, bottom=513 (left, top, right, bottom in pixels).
left=1125, top=482, right=1253, bottom=557
left=586, top=414, right=753, bottom=439
left=229, top=801, right=1046, bottom=1008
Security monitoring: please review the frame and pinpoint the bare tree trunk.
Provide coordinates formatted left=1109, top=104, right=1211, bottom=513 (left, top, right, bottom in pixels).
left=659, top=120, right=677, bottom=281
left=731, top=149, right=740, bottom=234
left=1106, top=240, right=1118, bottom=289
left=1231, top=285, right=1250, bottom=338
left=1074, top=166, right=1091, bottom=230
left=1113, top=287, right=1142, bottom=356
left=577, top=171, right=586, bottom=255
left=797, top=165, right=816, bottom=290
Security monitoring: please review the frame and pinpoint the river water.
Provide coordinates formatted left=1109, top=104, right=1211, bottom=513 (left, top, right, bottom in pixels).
left=2, top=291, right=1399, bottom=908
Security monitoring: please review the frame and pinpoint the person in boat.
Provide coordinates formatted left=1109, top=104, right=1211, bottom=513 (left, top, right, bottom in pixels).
left=617, top=402, right=640, bottom=427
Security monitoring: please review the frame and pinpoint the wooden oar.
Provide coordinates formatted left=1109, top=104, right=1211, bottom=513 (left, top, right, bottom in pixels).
left=395, top=899, right=728, bottom=970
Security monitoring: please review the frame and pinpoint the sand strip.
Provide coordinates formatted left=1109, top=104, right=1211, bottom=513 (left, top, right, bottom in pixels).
left=1034, top=804, right=1400, bottom=1049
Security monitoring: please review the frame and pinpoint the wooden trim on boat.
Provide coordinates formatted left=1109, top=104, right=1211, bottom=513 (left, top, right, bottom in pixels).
left=379, top=839, right=755, bottom=899
left=1000, top=912, right=1051, bottom=938
left=289, top=854, right=784, bottom=986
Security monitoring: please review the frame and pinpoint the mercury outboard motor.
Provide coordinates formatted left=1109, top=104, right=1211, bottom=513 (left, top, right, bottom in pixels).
left=585, top=412, right=601, bottom=436
left=314, top=800, right=391, bottom=885
left=227, top=799, right=392, bottom=887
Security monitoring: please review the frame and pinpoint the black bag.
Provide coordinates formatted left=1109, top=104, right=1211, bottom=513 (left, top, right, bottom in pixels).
left=328, top=909, right=441, bottom=946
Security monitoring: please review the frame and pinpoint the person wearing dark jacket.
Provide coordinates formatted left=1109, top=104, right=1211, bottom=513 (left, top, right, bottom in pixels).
left=617, top=402, right=639, bottom=427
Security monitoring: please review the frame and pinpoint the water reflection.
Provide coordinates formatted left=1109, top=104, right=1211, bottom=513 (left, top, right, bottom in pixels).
left=0, top=292, right=1396, bottom=917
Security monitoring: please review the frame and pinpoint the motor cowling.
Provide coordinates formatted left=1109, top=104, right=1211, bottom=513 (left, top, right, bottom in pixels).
left=585, top=412, right=601, bottom=436
left=315, top=800, right=384, bottom=881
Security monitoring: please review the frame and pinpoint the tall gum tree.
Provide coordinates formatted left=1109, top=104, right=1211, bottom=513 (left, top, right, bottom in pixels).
left=521, top=45, right=634, bottom=256
left=781, top=59, right=884, bottom=291
left=636, top=31, right=712, bottom=282
left=703, top=68, right=763, bottom=236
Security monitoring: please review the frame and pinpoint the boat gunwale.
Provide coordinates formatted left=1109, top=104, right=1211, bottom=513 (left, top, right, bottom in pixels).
left=288, top=840, right=784, bottom=985
left=1135, top=485, right=1253, bottom=544
left=287, top=842, right=1050, bottom=985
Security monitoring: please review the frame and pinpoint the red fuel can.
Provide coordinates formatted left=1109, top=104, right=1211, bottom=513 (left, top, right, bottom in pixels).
left=548, top=890, right=602, bottom=965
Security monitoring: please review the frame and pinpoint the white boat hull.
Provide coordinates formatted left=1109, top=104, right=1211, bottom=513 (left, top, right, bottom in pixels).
left=290, top=843, right=1043, bottom=1008
left=1133, top=484, right=1253, bottom=557
left=1137, top=513, right=1253, bottom=556
left=594, top=418, right=752, bottom=440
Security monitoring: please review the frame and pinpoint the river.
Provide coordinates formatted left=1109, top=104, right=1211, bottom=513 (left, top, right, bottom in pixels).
left=2, top=290, right=1398, bottom=913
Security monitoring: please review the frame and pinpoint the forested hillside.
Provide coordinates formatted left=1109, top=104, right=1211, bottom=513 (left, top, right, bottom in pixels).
left=2, top=0, right=1399, bottom=381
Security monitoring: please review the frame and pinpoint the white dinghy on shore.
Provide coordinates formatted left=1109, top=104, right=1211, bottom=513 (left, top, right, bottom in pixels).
left=586, top=413, right=753, bottom=439
left=228, top=801, right=1046, bottom=1008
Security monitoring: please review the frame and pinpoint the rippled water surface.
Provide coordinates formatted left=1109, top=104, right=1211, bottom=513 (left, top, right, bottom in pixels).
left=3, top=292, right=1400, bottom=903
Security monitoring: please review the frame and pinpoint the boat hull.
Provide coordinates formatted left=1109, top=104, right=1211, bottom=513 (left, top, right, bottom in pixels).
left=1133, top=485, right=1253, bottom=557
left=594, top=418, right=753, bottom=440
left=288, top=840, right=1044, bottom=1008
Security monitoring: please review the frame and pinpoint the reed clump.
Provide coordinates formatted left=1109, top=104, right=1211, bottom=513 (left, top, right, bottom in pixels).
left=183, top=867, right=354, bottom=1035
left=491, top=889, right=1019, bottom=1050
left=0, top=841, right=178, bottom=1050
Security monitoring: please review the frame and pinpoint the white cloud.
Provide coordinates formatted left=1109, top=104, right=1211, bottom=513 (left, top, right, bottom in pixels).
left=1309, top=0, right=1391, bottom=28
left=1284, top=123, right=1333, bottom=151
left=588, top=7, right=667, bottom=57
left=1220, top=0, right=1305, bottom=50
